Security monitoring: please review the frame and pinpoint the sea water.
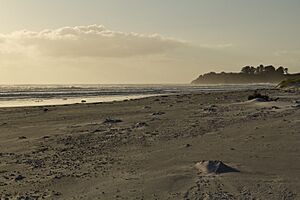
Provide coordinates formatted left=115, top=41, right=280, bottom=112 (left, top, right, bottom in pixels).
left=0, top=84, right=274, bottom=107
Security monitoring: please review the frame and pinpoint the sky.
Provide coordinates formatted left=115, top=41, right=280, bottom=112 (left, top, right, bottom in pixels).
left=0, top=0, right=299, bottom=84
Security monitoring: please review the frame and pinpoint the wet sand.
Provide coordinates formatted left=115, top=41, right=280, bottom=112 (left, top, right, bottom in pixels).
left=0, top=89, right=300, bottom=199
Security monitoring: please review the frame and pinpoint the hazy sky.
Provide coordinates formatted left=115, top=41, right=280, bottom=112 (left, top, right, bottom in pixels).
left=0, top=0, right=299, bottom=84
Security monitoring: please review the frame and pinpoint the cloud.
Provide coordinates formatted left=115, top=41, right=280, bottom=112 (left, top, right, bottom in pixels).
left=0, top=25, right=187, bottom=58
left=274, top=50, right=300, bottom=57
left=200, top=43, right=234, bottom=49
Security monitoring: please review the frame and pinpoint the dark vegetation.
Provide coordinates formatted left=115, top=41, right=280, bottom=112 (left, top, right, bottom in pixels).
left=277, top=77, right=300, bottom=88
left=192, top=65, right=300, bottom=84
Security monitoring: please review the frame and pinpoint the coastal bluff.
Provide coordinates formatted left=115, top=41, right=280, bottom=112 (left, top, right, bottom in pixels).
left=192, top=65, right=300, bottom=84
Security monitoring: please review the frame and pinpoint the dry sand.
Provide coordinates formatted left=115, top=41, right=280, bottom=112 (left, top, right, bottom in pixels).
left=0, top=89, right=300, bottom=199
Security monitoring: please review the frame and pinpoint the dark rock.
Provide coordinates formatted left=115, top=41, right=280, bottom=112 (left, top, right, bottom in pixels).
left=204, top=106, right=217, bottom=112
left=292, top=103, right=300, bottom=108
left=135, top=122, right=149, bottom=128
left=248, top=91, right=279, bottom=102
left=15, top=175, right=26, bottom=181
left=103, top=118, right=123, bottom=124
left=0, top=182, right=7, bottom=186
left=53, top=191, right=62, bottom=196
left=272, top=106, right=280, bottom=109
left=151, top=112, right=165, bottom=116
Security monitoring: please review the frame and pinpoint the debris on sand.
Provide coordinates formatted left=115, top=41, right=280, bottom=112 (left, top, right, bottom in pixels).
left=203, top=105, right=218, bottom=112
left=81, top=100, right=87, bottom=103
left=185, top=144, right=192, bottom=148
left=195, top=160, right=239, bottom=174
left=271, top=106, right=280, bottom=110
left=18, top=136, right=27, bottom=140
left=134, top=122, right=149, bottom=129
left=103, top=118, right=123, bottom=124
left=15, top=175, right=26, bottom=181
left=292, top=104, right=300, bottom=108
left=248, top=91, right=278, bottom=102
left=292, top=100, right=300, bottom=108
left=151, top=112, right=165, bottom=116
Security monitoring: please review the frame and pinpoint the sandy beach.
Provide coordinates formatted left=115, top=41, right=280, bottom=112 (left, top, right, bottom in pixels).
left=0, top=89, right=300, bottom=199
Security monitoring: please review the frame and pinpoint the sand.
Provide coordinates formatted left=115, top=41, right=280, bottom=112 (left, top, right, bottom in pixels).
left=0, top=89, right=300, bottom=199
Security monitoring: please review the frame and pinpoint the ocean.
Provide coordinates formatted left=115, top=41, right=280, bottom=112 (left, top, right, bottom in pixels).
left=0, top=84, right=274, bottom=107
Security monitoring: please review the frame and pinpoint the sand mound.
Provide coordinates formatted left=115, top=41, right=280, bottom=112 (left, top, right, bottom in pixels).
left=195, top=160, right=239, bottom=174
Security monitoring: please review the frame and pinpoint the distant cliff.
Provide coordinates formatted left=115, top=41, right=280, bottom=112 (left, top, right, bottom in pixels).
left=192, top=65, right=300, bottom=84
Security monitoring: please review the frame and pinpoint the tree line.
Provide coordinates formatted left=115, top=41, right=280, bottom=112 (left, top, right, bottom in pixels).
left=241, top=65, right=288, bottom=75
left=191, top=64, right=299, bottom=84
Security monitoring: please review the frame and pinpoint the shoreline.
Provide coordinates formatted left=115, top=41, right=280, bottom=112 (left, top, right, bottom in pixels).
left=0, top=84, right=275, bottom=109
left=0, top=94, right=167, bottom=109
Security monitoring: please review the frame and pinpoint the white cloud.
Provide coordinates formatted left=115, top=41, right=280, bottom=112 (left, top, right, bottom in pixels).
left=0, top=25, right=186, bottom=58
